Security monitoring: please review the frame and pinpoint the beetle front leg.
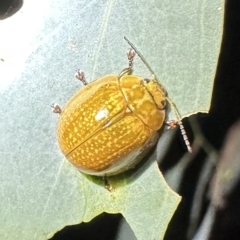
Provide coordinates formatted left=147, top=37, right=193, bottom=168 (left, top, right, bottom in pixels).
left=166, top=120, right=178, bottom=129
left=126, top=48, right=136, bottom=69
left=118, top=48, right=136, bottom=77
left=75, top=69, right=88, bottom=85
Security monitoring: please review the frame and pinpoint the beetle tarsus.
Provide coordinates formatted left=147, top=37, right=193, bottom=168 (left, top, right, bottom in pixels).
left=51, top=103, right=62, bottom=114
left=75, top=69, right=88, bottom=85
left=126, top=48, right=135, bottom=69
left=103, top=177, right=113, bottom=192
left=166, top=120, right=178, bottom=129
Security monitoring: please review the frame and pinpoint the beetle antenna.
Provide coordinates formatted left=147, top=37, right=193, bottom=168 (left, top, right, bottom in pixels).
left=124, top=36, right=158, bottom=80
left=124, top=36, right=192, bottom=153
left=166, top=97, right=192, bottom=153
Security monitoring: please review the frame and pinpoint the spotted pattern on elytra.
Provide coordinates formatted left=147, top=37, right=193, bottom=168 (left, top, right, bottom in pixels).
left=57, top=75, right=127, bottom=155
left=67, top=113, right=153, bottom=172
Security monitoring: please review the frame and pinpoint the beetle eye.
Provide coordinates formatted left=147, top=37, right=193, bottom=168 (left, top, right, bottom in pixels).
left=160, top=100, right=167, bottom=109
left=143, top=78, right=151, bottom=83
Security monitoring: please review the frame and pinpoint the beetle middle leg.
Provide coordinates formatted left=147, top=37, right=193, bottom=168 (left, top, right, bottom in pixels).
left=75, top=69, right=88, bottom=85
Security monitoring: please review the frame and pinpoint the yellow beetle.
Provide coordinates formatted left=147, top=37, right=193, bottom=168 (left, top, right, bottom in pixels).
left=53, top=37, right=191, bottom=176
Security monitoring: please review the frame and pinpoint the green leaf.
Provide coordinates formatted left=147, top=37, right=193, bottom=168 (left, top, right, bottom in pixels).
left=83, top=157, right=181, bottom=240
left=0, top=0, right=223, bottom=239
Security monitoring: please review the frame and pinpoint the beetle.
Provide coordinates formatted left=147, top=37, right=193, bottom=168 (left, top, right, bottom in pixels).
left=53, top=37, right=191, bottom=177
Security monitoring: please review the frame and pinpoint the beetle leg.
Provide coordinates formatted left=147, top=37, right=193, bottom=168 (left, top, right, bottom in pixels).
left=103, top=177, right=113, bottom=192
left=75, top=69, right=88, bottom=85
left=118, top=48, right=136, bottom=77
left=51, top=103, right=62, bottom=114
left=126, top=48, right=136, bottom=69
left=119, top=67, right=133, bottom=77
left=166, top=120, right=178, bottom=129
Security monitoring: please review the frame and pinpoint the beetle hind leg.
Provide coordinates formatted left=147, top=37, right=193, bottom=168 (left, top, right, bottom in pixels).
left=75, top=69, right=88, bottom=85
left=103, top=177, right=113, bottom=192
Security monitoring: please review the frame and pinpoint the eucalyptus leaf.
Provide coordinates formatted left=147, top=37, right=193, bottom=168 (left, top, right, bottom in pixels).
left=0, top=0, right=223, bottom=239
